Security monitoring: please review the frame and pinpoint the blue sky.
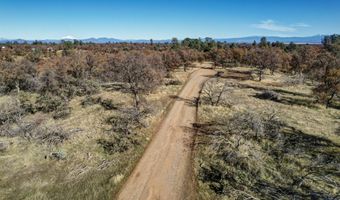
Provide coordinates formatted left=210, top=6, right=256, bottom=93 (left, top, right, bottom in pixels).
left=1, top=0, right=340, bottom=39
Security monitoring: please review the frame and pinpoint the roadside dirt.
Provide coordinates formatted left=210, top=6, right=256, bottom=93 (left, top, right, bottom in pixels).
left=116, top=68, right=216, bottom=200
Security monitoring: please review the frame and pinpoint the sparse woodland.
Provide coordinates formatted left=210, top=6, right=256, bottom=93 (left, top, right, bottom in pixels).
left=0, top=35, right=339, bottom=199
left=194, top=36, right=340, bottom=199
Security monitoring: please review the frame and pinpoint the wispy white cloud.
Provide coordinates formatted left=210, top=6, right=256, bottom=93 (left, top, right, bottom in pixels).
left=291, top=23, right=310, bottom=28
left=252, top=20, right=297, bottom=32
left=252, top=20, right=311, bottom=33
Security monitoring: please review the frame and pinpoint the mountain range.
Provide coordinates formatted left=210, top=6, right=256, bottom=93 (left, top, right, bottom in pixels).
left=0, top=35, right=324, bottom=44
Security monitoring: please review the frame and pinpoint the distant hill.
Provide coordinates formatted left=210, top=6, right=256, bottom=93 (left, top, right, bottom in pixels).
left=0, top=37, right=170, bottom=44
left=0, top=35, right=324, bottom=44
left=216, top=35, right=324, bottom=44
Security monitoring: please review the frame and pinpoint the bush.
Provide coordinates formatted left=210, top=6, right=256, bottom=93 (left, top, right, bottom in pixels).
left=164, top=79, right=182, bottom=86
left=81, top=96, right=101, bottom=107
left=0, top=110, right=46, bottom=139
left=36, top=94, right=68, bottom=113
left=18, top=92, right=38, bottom=114
left=81, top=96, right=118, bottom=110
left=72, top=79, right=100, bottom=96
left=39, top=71, right=100, bottom=98
left=106, top=108, right=149, bottom=135
left=0, top=111, right=71, bottom=147
left=194, top=111, right=324, bottom=199
left=0, top=59, right=39, bottom=93
left=201, top=79, right=230, bottom=106
left=255, top=90, right=281, bottom=101
left=36, top=126, right=69, bottom=146
left=283, top=75, right=304, bottom=86
left=100, top=99, right=118, bottom=110
left=0, top=85, right=6, bottom=94
left=0, top=107, right=69, bottom=144
left=49, top=151, right=66, bottom=160
left=225, top=111, right=284, bottom=140
left=0, top=97, right=23, bottom=126
left=97, top=135, right=139, bottom=154
left=52, top=107, right=71, bottom=119
left=97, top=138, right=128, bottom=153
left=250, top=70, right=260, bottom=80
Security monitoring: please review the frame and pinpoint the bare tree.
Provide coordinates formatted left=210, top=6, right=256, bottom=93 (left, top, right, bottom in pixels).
left=201, top=79, right=229, bottom=106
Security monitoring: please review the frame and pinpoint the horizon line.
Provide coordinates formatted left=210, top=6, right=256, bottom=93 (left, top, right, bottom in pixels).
left=0, top=34, right=330, bottom=41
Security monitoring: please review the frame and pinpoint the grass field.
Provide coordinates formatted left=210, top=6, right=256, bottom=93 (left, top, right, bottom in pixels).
left=194, top=67, right=340, bottom=199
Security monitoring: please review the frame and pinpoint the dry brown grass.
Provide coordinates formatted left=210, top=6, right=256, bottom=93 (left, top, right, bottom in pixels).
left=0, top=64, right=201, bottom=200
left=195, top=66, right=340, bottom=199
left=212, top=67, right=340, bottom=144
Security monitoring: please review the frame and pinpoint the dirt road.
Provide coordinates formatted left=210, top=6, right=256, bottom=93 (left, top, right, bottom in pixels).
left=117, top=68, right=216, bottom=200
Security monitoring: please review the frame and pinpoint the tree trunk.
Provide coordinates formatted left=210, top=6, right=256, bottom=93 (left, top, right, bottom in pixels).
left=133, top=92, right=140, bottom=111
left=16, top=81, right=20, bottom=94
left=216, top=84, right=226, bottom=106
left=258, top=70, right=262, bottom=81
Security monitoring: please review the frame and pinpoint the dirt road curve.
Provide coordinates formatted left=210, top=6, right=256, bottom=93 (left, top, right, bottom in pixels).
left=117, top=68, right=216, bottom=200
